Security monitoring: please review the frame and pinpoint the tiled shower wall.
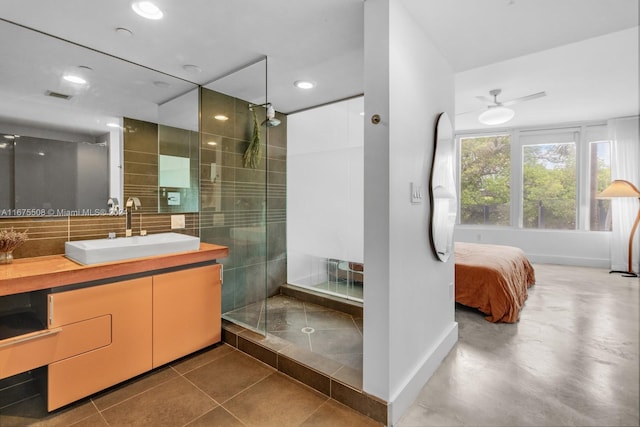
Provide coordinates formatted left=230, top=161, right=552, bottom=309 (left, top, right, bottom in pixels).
left=199, top=87, right=287, bottom=313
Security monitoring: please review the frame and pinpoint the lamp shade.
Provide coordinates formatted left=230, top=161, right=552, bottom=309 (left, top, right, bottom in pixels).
left=597, top=180, right=640, bottom=198
left=478, top=107, right=515, bottom=125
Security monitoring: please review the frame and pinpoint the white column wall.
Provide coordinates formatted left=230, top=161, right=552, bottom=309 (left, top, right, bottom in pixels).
left=364, top=0, right=458, bottom=423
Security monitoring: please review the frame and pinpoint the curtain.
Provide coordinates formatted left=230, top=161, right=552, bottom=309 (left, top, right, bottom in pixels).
left=608, top=116, right=640, bottom=273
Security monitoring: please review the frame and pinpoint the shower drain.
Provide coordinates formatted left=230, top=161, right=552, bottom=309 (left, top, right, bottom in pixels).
left=301, top=327, right=315, bottom=334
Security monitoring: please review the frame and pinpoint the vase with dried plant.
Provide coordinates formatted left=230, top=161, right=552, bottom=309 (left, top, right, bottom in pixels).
left=0, top=228, right=29, bottom=264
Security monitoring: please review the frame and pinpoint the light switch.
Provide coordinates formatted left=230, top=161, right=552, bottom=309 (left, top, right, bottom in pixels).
left=410, top=182, right=424, bottom=204
left=171, top=214, right=185, bottom=229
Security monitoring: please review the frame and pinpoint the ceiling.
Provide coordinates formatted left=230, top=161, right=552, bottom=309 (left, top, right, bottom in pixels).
left=0, top=0, right=638, bottom=132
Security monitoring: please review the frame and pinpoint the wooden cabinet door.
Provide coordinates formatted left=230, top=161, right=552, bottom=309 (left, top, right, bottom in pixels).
left=48, top=277, right=153, bottom=411
left=152, top=264, right=221, bottom=368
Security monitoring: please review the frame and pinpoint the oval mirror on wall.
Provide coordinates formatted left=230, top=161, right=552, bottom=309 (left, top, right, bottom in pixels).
left=430, top=112, right=457, bottom=261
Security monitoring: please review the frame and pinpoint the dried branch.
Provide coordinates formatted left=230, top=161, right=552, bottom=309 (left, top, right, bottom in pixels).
left=0, top=228, right=29, bottom=252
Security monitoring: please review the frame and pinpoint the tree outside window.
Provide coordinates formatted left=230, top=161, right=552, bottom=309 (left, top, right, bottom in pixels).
left=459, top=135, right=510, bottom=225
left=522, top=142, right=576, bottom=229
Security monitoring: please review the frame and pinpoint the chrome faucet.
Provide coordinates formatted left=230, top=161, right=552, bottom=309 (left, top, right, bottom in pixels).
left=125, top=197, right=141, bottom=237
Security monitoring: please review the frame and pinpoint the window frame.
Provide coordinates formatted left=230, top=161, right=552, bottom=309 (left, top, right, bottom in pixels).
left=456, top=121, right=609, bottom=232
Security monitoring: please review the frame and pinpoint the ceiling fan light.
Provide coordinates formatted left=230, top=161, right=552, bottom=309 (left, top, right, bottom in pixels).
left=478, top=107, right=515, bottom=125
left=132, top=1, right=164, bottom=20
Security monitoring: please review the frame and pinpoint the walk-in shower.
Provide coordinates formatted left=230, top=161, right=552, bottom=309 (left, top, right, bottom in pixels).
left=286, top=96, right=365, bottom=302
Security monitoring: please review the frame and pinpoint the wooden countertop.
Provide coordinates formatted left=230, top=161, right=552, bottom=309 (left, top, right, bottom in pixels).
left=0, top=243, right=228, bottom=297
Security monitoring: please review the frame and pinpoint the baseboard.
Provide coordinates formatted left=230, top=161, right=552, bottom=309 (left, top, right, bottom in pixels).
left=388, top=321, right=458, bottom=426
left=527, top=254, right=609, bottom=268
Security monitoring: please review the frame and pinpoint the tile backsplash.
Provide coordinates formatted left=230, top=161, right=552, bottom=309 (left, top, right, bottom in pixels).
left=0, top=213, right=198, bottom=259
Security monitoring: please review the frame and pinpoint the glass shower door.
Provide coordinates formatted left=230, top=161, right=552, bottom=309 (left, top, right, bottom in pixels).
left=199, top=59, right=269, bottom=335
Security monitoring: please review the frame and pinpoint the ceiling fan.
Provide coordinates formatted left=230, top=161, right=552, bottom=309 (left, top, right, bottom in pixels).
left=460, top=88, right=547, bottom=125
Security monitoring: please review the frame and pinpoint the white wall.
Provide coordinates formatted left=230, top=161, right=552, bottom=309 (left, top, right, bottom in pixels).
left=364, top=0, right=457, bottom=423
left=455, top=27, right=640, bottom=131
left=455, top=227, right=611, bottom=268
left=287, top=97, right=364, bottom=285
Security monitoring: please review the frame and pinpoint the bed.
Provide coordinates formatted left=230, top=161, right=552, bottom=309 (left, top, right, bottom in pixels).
left=454, top=242, right=536, bottom=323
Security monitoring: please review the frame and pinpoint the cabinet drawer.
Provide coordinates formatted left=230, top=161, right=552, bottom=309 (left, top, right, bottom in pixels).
left=0, top=315, right=110, bottom=380
left=49, top=278, right=150, bottom=327
left=48, top=277, right=152, bottom=411
left=0, top=328, right=60, bottom=379
left=51, top=315, right=111, bottom=360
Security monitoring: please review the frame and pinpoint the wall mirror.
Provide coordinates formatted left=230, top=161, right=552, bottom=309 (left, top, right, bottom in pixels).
left=430, top=112, right=457, bottom=261
left=0, top=19, right=198, bottom=217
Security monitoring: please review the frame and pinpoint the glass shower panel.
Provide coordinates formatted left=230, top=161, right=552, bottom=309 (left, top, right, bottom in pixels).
left=286, top=97, right=364, bottom=302
left=200, top=59, right=269, bottom=335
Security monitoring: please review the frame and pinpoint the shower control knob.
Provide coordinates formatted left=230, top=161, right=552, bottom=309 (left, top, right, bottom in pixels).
left=371, top=114, right=381, bottom=124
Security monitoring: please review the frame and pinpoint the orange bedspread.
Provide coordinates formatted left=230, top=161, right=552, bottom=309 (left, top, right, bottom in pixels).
left=454, top=242, right=536, bottom=323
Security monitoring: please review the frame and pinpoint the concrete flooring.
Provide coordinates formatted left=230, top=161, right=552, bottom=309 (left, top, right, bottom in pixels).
left=397, top=264, right=639, bottom=426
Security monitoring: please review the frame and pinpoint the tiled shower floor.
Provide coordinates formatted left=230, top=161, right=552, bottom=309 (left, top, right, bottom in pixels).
left=223, top=294, right=363, bottom=373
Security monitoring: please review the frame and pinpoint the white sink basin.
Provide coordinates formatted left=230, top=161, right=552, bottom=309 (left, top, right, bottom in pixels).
left=65, top=232, right=200, bottom=265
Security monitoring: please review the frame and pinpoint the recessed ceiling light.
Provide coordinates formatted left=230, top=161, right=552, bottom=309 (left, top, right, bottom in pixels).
left=3, top=135, right=15, bottom=140
left=294, top=80, right=315, bottom=89
left=207, top=141, right=217, bottom=146
left=131, top=1, right=164, bottom=20
left=38, top=152, right=45, bottom=156
left=214, top=115, right=229, bottom=121
left=63, top=74, right=87, bottom=85
left=106, top=123, right=121, bottom=128
left=182, top=64, right=202, bottom=73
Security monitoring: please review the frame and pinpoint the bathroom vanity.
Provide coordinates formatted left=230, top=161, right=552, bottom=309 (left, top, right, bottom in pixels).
left=0, top=242, right=228, bottom=411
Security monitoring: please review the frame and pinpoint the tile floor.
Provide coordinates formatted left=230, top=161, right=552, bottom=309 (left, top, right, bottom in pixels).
left=0, top=344, right=380, bottom=426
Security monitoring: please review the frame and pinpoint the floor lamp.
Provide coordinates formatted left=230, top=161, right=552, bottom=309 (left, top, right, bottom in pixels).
left=598, top=179, right=640, bottom=278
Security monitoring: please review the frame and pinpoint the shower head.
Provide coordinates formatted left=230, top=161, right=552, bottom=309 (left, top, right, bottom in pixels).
left=249, top=102, right=281, bottom=127
left=262, top=118, right=281, bottom=128
left=263, top=104, right=281, bottom=127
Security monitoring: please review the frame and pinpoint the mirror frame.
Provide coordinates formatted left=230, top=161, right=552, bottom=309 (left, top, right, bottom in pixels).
left=429, top=112, right=457, bottom=262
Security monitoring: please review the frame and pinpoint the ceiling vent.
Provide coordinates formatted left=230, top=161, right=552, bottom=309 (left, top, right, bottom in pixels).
left=45, top=90, right=73, bottom=100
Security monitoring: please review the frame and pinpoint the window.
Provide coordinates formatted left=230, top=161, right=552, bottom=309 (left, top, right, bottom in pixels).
left=522, top=142, right=576, bottom=229
left=457, top=124, right=610, bottom=232
left=459, top=135, right=510, bottom=225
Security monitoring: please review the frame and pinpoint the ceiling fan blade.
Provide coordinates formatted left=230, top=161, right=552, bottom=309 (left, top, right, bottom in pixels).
left=475, top=95, right=494, bottom=104
left=501, top=91, right=546, bottom=107
left=456, top=106, right=485, bottom=116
